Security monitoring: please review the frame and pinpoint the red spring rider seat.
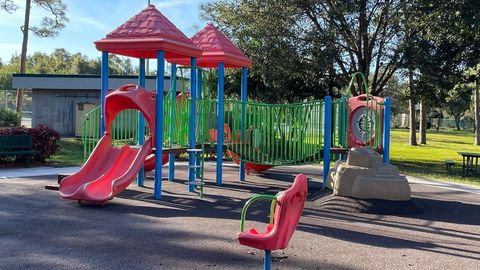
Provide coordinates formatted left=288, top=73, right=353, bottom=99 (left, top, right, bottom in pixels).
left=236, top=174, right=308, bottom=270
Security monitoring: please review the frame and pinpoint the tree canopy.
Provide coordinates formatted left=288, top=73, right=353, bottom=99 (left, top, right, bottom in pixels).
left=202, top=0, right=479, bottom=104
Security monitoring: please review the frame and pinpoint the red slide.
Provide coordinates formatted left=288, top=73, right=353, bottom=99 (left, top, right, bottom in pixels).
left=59, top=135, right=152, bottom=202
left=59, top=85, right=158, bottom=203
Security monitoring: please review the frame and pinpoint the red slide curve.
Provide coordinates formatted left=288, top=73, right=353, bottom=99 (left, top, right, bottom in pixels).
left=59, top=85, right=158, bottom=203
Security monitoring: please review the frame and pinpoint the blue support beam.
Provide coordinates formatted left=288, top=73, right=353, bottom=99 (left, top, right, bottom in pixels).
left=240, top=67, right=247, bottom=181
left=264, top=250, right=271, bottom=270
left=100, top=51, right=109, bottom=136
left=216, top=62, right=225, bottom=186
left=188, top=57, right=198, bottom=192
left=323, top=96, right=332, bottom=189
left=168, top=63, right=177, bottom=182
left=137, top=58, right=146, bottom=186
left=383, top=97, right=391, bottom=164
left=154, top=51, right=165, bottom=200
left=195, top=67, right=203, bottom=175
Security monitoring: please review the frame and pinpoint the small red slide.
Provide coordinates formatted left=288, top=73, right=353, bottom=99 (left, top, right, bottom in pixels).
left=59, top=84, right=159, bottom=203
left=59, top=135, right=152, bottom=202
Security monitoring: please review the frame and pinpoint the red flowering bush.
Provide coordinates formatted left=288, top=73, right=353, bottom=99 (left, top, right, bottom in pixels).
left=0, top=125, right=60, bottom=161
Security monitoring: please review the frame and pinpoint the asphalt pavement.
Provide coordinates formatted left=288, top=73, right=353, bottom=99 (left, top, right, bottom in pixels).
left=0, top=162, right=479, bottom=269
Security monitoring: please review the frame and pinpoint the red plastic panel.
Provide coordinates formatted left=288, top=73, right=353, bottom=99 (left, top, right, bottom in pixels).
left=236, top=174, right=308, bottom=251
left=347, top=94, right=384, bottom=149
left=94, top=5, right=202, bottom=59
left=59, top=85, right=157, bottom=202
left=170, top=24, right=252, bottom=68
left=227, top=150, right=273, bottom=174
left=144, top=153, right=169, bottom=172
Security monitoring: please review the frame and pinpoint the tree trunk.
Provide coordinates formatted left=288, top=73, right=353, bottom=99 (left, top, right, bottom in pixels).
left=455, top=116, right=461, bottom=130
left=475, top=80, right=480, bottom=145
left=419, top=100, right=427, bottom=144
left=16, top=0, right=31, bottom=115
left=408, top=69, right=417, bottom=146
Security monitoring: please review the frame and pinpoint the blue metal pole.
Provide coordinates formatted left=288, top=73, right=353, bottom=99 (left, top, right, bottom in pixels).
left=383, top=97, right=391, bottom=164
left=196, top=67, right=202, bottom=175
left=168, top=63, right=177, bottom=182
left=100, top=51, right=109, bottom=136
left=188, top=57, right=198, bottom=192
left=154, top=51, right=165, bottom=200
left=264, top=250, right=271, bottom=270
left=216, top=62, right=225, bottom=186
left=137, top=58, right=146, bottom=186
left=323, top=96, right=332, bottom=189
left=240, top=67, right=247, bottom=181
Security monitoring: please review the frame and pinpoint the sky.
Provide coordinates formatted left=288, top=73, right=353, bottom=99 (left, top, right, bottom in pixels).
left=0, top=0, right=213, bottom=62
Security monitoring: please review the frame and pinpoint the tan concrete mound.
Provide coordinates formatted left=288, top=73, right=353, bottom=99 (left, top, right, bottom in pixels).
left=328, top=147, right=411, bottom=201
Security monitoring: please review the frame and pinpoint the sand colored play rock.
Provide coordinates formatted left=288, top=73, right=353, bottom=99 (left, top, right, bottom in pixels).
left=327, top=147, right=411, bottom=201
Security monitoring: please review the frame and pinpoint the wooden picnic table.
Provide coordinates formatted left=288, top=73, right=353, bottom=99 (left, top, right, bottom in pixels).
left=458, top=152, right=480, bottom=176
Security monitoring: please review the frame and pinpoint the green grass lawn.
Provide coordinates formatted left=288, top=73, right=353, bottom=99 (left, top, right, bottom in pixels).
left=47, top=137, right=84, bottom=167
left=390, top=128, right=480, bottom=186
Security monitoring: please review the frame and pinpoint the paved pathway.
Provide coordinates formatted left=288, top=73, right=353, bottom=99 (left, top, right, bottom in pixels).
left=1, top=163, right=479, bottom=269
left=0, top=166, right=80, bottom=179
left=2, top=163, right=480, bottom=195
left=406, top=175, right=480, bottom=195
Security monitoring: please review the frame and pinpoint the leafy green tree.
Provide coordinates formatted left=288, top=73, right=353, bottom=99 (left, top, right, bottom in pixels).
left=446, top=83, right=473, bottom=130
left=0, top=59, right=19, bottom=90
left=465, top=64, right=480, bottom=144
left=0, top=0, right=68, bottom=114
left=399, top=0, right=480, bottom=145
left=202, top=0, right=408, bottom=101
left=202, top=1, right=329, bottom=102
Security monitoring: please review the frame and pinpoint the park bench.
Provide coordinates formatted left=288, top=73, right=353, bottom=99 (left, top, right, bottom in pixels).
left=0, top=134, right=37, bottom=166
left=445, top=160, right=455, bottom=173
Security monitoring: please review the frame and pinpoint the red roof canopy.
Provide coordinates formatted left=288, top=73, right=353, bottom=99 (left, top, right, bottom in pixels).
left=172, top=24, right=252, bottom=68
left=94, top=5, right=202, bottom=60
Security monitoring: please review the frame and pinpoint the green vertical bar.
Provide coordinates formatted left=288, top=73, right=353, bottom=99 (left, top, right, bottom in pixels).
left=262, top=105, right=266, bottom=165
left=253, top=104, right=258, bottom=162
left=289, top=106, right=298, bottom=164
left=278, top=107, right=282, bottom=165
left=272, top=106, right=275, bottom=164
left=309, top=105, right=312, bottom=163
left=294, top=106, right=298, bottom=164
left=284, top=106, right=288, bottom=163
left=268, top=104, right=272, bottom=165
left=319, top=102, right=323, bottom=161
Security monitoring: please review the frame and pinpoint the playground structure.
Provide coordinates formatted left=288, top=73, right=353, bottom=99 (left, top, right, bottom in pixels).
left=61, top=5, right=393, bottom=204
left=236, top=174, right=308, bottom=270
left=327, top=147, right=411, bottom=201
left=60, top=85, right=156, bottom=202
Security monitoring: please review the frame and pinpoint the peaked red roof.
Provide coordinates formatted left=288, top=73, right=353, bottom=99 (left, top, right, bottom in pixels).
left=94, top=5, right=202, bottom=60
left=172, top=24, right=252, bottom=68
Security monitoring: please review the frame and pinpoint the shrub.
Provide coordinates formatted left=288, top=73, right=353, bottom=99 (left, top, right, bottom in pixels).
left=0, top=109, right=21, bottom=127
left=0, top=125, right=60, bottom=161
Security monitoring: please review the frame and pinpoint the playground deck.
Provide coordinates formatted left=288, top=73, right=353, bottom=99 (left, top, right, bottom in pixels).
left=1, top=162, right=479, bottom=269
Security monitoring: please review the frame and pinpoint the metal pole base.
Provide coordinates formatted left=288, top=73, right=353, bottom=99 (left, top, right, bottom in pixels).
left=264, top=250, right=271, bottom=270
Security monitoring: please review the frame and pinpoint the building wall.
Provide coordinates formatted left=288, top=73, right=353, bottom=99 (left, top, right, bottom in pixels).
left=18, top=75, right=178, bottom=137
left=32, top=89, right=100, bottom=136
